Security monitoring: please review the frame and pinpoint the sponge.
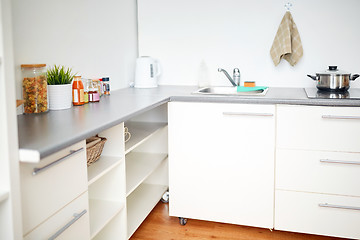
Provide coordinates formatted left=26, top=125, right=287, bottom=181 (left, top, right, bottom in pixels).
left=237, top=86, right=268, bottom=92
left=244, top=81, right=256, bottom=87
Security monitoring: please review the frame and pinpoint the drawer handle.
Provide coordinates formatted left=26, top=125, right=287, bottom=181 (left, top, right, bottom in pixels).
left=223, top=112, right=274, bottom=117
left=48, top=209, right=87, bottom=240
left=322, top=115, right=360, bottom=120
left=320, top=159, right=360, bottom=165
left=33, top=148, right=84, bottom=175
left=319, top=203, right=360, bottom=211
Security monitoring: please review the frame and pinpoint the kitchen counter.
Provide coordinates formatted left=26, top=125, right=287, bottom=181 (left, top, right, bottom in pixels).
left=18, top=86, right=360, bottom=162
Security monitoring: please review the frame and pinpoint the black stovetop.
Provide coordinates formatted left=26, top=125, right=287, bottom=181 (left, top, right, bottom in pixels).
left=304, top=88, right=360, bottom=99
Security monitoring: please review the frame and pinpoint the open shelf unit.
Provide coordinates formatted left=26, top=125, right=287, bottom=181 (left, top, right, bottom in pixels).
left=125, top=117, right=169, bottom=239
left=86, top=104, right=169, bottom=239
left=125, top=121, right=167, bottom=154
left=126, top=152, right=168, bottom=196
left=87, top=123, right=127, bottom=240
left=89, top=199, right=125, bottom=238
left=127, top=183, right=168, bottom=238
left=88, top=156, right=124, bottom=185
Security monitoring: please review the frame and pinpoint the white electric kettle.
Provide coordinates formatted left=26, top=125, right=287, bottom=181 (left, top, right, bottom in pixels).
left=134, top=56, right=161, bottom=88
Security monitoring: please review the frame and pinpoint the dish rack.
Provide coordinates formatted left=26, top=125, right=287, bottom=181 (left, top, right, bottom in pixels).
left=86, top=135, right=107, bottom=166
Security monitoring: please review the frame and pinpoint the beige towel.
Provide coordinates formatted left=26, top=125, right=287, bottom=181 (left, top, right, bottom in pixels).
left=270, top=12, right=303, bottom=66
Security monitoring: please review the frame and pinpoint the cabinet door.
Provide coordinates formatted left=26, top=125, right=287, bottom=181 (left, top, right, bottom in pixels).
left=24, top=192, right=90, bottom=240
left=276, top=149, right=360, bottom=196
left=20, top=141, right=88, bottom=235
left=168, top=102, right=275, bottom=228
left=277, top=105, right=360, bottom=152
left=275, top=190, right=360, bottom=239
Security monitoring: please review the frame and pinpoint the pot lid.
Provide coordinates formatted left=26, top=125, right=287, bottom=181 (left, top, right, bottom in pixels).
left=317, top=66, right=350, bottom=75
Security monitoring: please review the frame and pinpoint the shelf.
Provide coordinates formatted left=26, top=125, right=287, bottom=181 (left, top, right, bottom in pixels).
left=125, top=122, right=167, bottom=154
left=89, top=198, right=125, bottom=239
left=126, top=152, right=168, bottom=196
left=127, top=183, right=168, bottom=239
left=87, top=156, right=124, bottom=185
left=0, top=189, right=9, bottom=203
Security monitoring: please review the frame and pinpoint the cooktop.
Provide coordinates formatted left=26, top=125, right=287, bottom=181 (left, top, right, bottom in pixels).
left=304, top=88, right=360, bottom=99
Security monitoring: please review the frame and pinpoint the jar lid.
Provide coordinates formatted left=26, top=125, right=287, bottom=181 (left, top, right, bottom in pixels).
left=21, top=64, right=46, bottom=68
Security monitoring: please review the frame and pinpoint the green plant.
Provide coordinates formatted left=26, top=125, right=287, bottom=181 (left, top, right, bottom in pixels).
left=47, top=65, right=76, bottom=85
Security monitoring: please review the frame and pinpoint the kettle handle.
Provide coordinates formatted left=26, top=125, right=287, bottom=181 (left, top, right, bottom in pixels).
left=154, top=60, right=162, bottom=78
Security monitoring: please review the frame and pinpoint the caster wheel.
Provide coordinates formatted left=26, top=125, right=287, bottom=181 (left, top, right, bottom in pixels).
left=179, top=217, right=188, bottom=226
left=161, top=191, right=169, bottom=203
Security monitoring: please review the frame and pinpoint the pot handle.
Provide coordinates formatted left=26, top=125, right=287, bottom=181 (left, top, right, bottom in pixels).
left=307, top=75, right=318, bottom=81
left=350, top=74, right=360, bottom=81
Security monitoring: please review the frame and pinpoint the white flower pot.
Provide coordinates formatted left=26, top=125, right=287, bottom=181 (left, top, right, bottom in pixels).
left=48, top=84, right=72, bottom=110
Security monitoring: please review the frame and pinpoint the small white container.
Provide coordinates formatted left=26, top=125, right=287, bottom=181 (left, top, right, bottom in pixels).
left=47, top=84, right=72, bottom=110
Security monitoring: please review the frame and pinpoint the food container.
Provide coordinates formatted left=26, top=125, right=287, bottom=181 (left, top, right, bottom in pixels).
left=307, top=66, right=360, bottom=92
left=21, top=64, right=48, bottom=114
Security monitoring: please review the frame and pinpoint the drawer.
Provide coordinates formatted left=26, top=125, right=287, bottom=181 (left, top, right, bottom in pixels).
left=277, top=105, right=360, bottom=152
left=24, top=192, right=90, bottom=240
left=275, top=190, right=360, bottom=239
left=20, top=141, right=88, bottom=235
left=276, top=149, right=360, bottom=196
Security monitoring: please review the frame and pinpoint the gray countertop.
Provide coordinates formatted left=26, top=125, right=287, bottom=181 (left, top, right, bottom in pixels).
left=17, top=86, right=360, bottom=162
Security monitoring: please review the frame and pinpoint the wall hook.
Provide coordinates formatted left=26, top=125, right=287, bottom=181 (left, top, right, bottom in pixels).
left=284, top=2, right=292, bottom=11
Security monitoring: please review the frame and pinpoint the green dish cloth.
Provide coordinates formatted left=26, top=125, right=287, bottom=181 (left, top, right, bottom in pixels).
left=237, top=86, right=268, bottom=92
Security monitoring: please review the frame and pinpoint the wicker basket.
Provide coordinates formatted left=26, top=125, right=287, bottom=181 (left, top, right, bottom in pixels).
left=86, top=136, right=107, bottom=166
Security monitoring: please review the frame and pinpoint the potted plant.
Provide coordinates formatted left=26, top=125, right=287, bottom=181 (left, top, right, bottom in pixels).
left=47, top=65, right=75, bottom=110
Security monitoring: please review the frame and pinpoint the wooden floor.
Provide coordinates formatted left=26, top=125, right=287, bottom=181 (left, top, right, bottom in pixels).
left=130, top=201, right=342, bottom=240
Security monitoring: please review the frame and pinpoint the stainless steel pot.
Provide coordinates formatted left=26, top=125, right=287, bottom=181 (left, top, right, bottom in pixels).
left=307, top=66, right=359, bottom=92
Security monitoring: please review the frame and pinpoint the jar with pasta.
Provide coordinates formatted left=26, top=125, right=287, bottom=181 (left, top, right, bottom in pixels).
left=21, top=64, right=48, bottom=114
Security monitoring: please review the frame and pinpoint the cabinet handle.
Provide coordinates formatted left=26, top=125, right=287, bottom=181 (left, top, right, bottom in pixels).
left=33, top=147, right=84, bottom=175
left=320, top=159, right=360, bottom=165
left=48, top=209, right=87, bottom=240
left=322, top=115, right=360, bottom=120
left=223, top=112, right=274, bottom=117
left=319, top=203, right=360, bottom=211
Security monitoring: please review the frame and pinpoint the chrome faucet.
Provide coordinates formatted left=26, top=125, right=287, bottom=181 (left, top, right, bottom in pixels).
left=218, top=68, right=241, bottom=86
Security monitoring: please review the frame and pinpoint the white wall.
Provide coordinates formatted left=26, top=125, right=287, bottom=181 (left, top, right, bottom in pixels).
left=0, top=0, right=23, bottom=238
left=138, top=0, right=360, bottom=88
left=12, top=0, right=138, bottom=99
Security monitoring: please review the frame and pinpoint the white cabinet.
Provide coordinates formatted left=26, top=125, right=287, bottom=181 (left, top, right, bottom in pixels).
left=168, top=102, right=275, bottom=228
left=275, top=190, right=360, bottom=239
left=20, top=141, right=90, bottom=239
left=277, top=105, right=360, bottom=152
left=20, top=141, right=89, bottom=236
left=275, top=105, right=360, bottom=239
left=276, top=149, right=360, bottom=196
left=23, top=192, right=90, bottom=240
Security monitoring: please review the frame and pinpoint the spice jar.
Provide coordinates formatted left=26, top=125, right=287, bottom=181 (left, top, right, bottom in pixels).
left=21, top=64, right=48, bottom=114
left=102, top=77, right=110, bottom=95
left=88, top=80, right=100, bottom=102
left=93, top=79, right=102, bottom=97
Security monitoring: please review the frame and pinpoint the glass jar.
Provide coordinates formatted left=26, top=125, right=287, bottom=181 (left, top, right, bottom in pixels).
left=21, top=64, right=48, bottom=114
left=93, top=79, right=102, bottom=97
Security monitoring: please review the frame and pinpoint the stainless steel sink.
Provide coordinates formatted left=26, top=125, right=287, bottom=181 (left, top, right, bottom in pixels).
left=192, top=87, right=268, bottom=96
